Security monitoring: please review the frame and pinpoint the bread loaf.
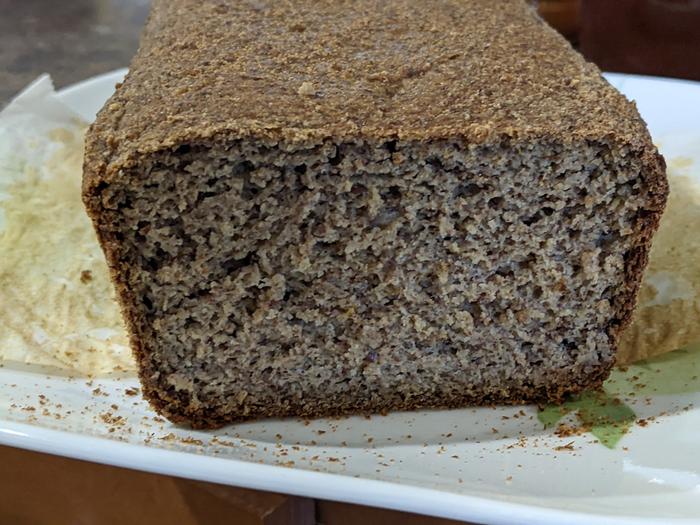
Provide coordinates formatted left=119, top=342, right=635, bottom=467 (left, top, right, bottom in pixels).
left=83, top=0, right=668, bottom=427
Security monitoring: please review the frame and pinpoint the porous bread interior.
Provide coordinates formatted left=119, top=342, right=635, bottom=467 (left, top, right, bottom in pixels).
left=97, top=138, right=649, bottom=423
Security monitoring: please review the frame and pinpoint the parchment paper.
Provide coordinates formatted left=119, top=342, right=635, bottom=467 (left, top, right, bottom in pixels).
left=0, top=76, right=133, bottom=375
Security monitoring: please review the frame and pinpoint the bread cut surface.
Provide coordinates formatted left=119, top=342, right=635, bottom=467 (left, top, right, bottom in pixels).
left=83, top=0, right=668, bottom=427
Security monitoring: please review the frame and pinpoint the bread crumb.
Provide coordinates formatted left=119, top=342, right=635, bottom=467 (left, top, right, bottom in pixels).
left=554, top=423, right=589, bottom=438
left=100, top=412, right=125, bottom=427
left=297, top=81, right=316, bottom=96
left=554, top=441, right=575, bottom=452
left=180, top=436, right=204, bottom=446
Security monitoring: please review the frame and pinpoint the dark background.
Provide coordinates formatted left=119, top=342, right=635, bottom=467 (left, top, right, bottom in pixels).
left=2, top=0, right=700, bottom=104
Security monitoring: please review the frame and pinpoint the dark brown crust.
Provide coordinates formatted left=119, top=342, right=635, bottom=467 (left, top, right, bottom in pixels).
left=607, top=150, right=668, bottom=342
left=83, top=0, right=668, bottom=428
left=150, top=365, right=615, bottom=430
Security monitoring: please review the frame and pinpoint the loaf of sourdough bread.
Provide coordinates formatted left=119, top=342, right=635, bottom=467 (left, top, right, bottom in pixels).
left=83, top=0, right=668, bottom=427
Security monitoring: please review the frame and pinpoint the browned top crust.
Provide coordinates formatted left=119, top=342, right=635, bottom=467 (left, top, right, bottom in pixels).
left=85, top=0, right=660, bottom=186
left=82, top=0, right=670, bottom=427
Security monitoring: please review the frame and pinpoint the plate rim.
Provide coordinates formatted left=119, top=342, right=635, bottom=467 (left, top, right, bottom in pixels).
left=0, top=418, right=686, bottom=525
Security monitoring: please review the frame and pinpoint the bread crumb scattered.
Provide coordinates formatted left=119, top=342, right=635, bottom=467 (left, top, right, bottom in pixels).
left=180, top=436, right=204, bottom=446
left=297, top=81, right=316, bottom=96
left=92, top=387, right=108, bottom=397
left=554, top=441, right=576, bottom=452
left=100, top=412, right=125, bottom=427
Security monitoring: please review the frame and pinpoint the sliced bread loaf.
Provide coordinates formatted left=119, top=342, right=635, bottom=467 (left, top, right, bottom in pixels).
left=83, top=0, right=668, bottom=427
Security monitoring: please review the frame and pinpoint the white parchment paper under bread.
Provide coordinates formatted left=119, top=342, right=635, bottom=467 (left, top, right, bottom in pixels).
left=0, top=76, right=133, bottom=375
left=0, top=75, right=697, bottom=375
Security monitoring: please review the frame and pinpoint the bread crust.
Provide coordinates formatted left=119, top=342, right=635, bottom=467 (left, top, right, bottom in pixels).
left=83, top=0, right=668, bottom=428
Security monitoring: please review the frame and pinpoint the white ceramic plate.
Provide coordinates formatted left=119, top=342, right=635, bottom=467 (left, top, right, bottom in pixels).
left=1, top=70, right=700, bottom=525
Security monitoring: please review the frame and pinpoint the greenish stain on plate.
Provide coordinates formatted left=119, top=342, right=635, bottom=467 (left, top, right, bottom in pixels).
left=538, top=343, right=700, bottom=448
left=537, top=391, right=635, bottom=448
